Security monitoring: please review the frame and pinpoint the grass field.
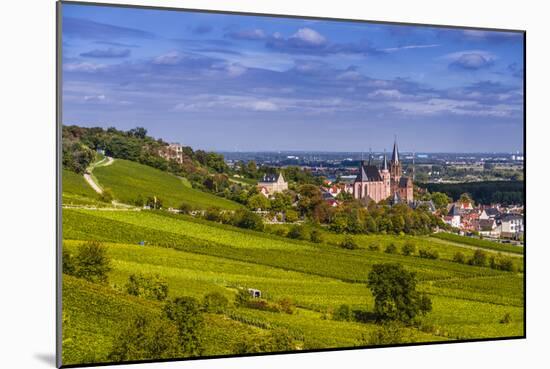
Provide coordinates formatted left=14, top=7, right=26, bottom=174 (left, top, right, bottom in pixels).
left=92, top=159, right=243, bottom=210
left=430, top=232, right=524, bottom=255
left=62, top=207, right=524, bottom=364
left=61, top=169, right=113, bottom=208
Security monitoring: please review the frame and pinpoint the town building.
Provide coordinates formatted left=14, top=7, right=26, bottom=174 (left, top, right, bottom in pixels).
left=353, top=139, right=414, bottom=204
left=500, top=214, right=524, bottom=239
left=158, top=143, right=184, bottom=164
left=257, top=173, right=288, bottom=195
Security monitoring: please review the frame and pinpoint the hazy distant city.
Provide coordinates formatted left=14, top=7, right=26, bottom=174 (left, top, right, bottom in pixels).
left=222, top=151, right=524, bottom=183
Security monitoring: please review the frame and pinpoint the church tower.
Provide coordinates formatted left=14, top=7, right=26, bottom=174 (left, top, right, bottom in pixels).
left=390, top=138, right=402, bottom=181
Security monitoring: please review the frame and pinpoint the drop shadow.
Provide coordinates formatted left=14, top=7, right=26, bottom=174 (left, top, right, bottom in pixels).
left=34, top=353, right=56, bottom=367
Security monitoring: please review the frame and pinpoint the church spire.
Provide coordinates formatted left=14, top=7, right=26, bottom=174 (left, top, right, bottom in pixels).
left=382, top=149, right=388, bottom=171
left=391, top=136, right=400, bottom=164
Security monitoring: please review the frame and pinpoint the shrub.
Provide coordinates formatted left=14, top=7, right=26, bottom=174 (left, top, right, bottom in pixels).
left=178, top=202, right=193, bottom=214
left=418, top=248, right=439, bottom=260
left=74, top=240, right=111, bottom=283
left=490, top=254, right=517, bottom=272
left=340, top=236, right=358, bottom=250
left=453, top=251, right=466, bottom=264
left=287, top=225, right=309, bottom=240
left=204, top=207, right=222, bottom=222
left=468, top=249, right=488, bottom=266
left=333, top=304, right=354, bottom=322
left=233, top=328, right=294, bottom=354
left=277, top=297, right=295, bottom=314
left=310, top=229, right=324, bottom=243
left=100, top=188, right=114, bottom=203
left=368, top=242, right=380, bottom=252
left=284, top=209, right=299, bottom=223
left=384, top=243, right=398, bottom=254
left=163, top=297, right=204, bottom=355
left=146, top=196, right=162, bottom=209
left=363, top=322, right=408, bottom=345
left=108, top=315, right=181, bottom=362
left=272, top=228, right=287, bottom=237
left=125, top=273, right=169, bottom=301
left=203, top=292, right=229, bottom=314
left=500, top=312, right=512, bottom=324
left=233, top=209, right=264, bottom=231
left=367, top=263, right=432, bottom=322
left=62, top=248, right=76, bottom=275
left=401, top=241, right=416, bottom=256
left=235, top=288, right=252, bottom=307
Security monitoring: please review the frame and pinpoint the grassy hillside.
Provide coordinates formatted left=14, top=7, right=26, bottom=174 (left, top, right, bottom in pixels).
left=430, top=232, right=523, bottom=255
left=62, top=275, right=269, bottom=365
left=93, top=159, right=243, bottom=210
left=61, top=169, right=112, bottom=207
left=62, top=208, right=524, bottom=365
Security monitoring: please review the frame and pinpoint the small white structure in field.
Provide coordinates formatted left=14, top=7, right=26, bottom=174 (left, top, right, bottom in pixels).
left=247, top=288, right=261, bottom=298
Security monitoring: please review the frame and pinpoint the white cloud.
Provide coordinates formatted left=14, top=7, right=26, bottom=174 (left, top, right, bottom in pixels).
left=64, top=62, right=106, bottom=72
left=153, top=51, right=184, bottom=65
left=291, top=28, right=327, bottom=45
left=368, top=89, right=405, bottom=100
left=382, top=44, right=440, bottom=52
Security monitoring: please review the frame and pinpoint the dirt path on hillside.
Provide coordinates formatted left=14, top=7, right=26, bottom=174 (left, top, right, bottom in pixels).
left=84, top=173, right=103, bottom=194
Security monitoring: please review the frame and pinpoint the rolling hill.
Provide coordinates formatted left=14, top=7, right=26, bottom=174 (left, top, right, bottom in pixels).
left=62, top=207, right=524, bottom=364
left=92, top=159, right=243, bottom=210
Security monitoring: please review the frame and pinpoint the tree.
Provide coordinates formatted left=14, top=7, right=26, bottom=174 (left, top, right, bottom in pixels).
left=367, top=263, right=432, bottom=322
left=108, top=315, right=181, bottom=362
left=284, top=209, right=299, bottom=223
left=401, top=241, right=416, bottom=256
left=310, top=229, right=324, bottom=243
left=203, top=292, right=229, bottom=314
left=74, top=241, right=111, bottom=283
left=247, top=194, right=271, bottom=210
left=384, top=243, right=398, bottom=254
left=233, top=209, right=264, bottom=231
left=431, top=192, right=450, bottom=209
left=100, top=188, right=114, bottom=203
left=340, top=236, right=358, bottom=250
left=468, top=249, right=488, bottom=266
left=163, top=297, right=204, bottom=356
left=362, top=321, right=408, bottom=345
left=287, top=225, right=309, bottom=240
left=146, top=196, right=163, bottom=209
left=453, top=251, right=466, bottom=264
left=271, top=192, right=293, bottom=212
left=333, top=304, right=354, bottom=321
left=125, top=273, right=169, bottom=301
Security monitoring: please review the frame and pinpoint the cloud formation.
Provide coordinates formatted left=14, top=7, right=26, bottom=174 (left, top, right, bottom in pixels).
left=80, top=48, right=131, bottom=58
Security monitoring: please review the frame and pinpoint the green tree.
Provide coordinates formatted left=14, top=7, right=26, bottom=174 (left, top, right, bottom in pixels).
left=310, top=229, right=324, bottom=243
left=163, top=297, right=204, bottom=356
left=125, top=273, right=169, bottom=301
left=287, top=225, right=309, bottom=240
left=431, top=192, right=450, bottom=209
left=468, top=249, right=488, bottom=266
left=453, top=251, right=466, bottom=264
left=74, top=240, right=111, bottom=283
left=247, top=194, right=271, bottom=210
left=333, top=304, right=354, bottom=321
left=271, top=192, right=293, bottom=212
left=340, top=236, right=358, bottom=250
left=108, top=315, right=181, bottom=362
left=284, top=209, right=299, bottom=223
left=203, top=292, right=229, bottom=314
left=367, top=263, right=432, bottom=322
left=401, top=241, right=416, bottom=256
left=233, top=209, right=264, bottom=231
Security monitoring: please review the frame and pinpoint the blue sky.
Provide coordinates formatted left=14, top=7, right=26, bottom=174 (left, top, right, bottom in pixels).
left=62, top=3, right=524, bottom=153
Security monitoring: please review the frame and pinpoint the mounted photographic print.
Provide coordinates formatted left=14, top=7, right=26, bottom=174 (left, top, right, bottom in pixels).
left=57, top=1, right=525, bottom=367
